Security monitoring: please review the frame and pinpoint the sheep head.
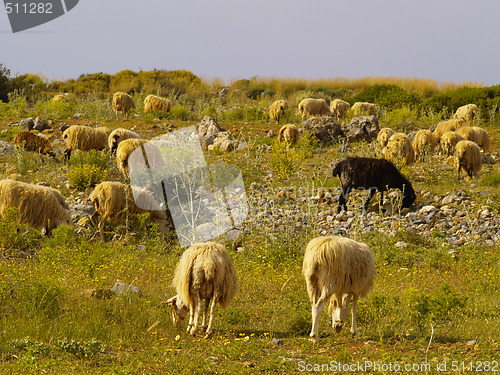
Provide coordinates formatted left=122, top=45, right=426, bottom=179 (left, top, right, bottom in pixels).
left=165, top=295, right=188, bottom=326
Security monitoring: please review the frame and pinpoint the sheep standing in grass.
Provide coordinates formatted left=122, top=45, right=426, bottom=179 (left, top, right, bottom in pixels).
left=0, top=179, right=70, bottom=234
left=332, top=156, right=416, bottom=213
left=455, top=126, right=478, bottom=144
left=116, top=138, right=148, bottom=177
left=112, top=92, right=136, bottom=119
left=298, top=98, right=331, bottom=121
left=432, top=119, right=466, bottom=142
left=382, top=132, right=415, bottom=165
left=90, top=181, right=173, bottom=242
left=268, top=99, right=288, bottom=122
left=329, top=99, right=350, bottom=122
left=144, top=94, right=171, bottom=113
left=108, top=128, right=140, bottom=153
left=277, top=124, right=299, bottom=146
left=412, top=129, right=438, bottom=161
left=303, top=236, right=374, bottom=342
left=440, top=131, right=464, bottom=156
left=14, top=131, right=55, bottom=157
left=351, top=102, right=381, bottom=118
left=454, top=104, right=478, bottom=124
left=376, top=127, right=395, bottom=153
left=454, top=140, right=482, bottom=179
left=62, top=125, right=110, bottom=161
left=471, top=126, right=490, bottom=152
left=164, top=242, right=238, bottom=336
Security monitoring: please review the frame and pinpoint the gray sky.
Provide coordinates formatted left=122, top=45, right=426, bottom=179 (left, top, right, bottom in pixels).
left=2, top=0, right=500, bottom=85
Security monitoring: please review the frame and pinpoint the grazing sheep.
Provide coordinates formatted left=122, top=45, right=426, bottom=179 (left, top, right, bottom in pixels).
left=382, top=132, right=415, bottom=165
left=108, top=128, right=140, bottom=153
left=164, top=242, right=238, bottom=336
left=329, top=99, right=350, bottom=122
left=277, top=124, right=299, bottom=146
left=440, top=131, right=464, bottom=156
left=116, top=138, right=148, bottom=177
left=376, top=127, right=395, bottom=153
left=0, top=179, right=70, bottom=234
left=471, top=126, right=490, bottom=152
left=454, top=140, right=482, bottom=179
left=52, top=93, right=69, bottom=101
left=432, top=119, right=467, bottom=142
left=455, top=126, right=478, bottom=144
left=332, top=156, right=416, bottom=213
left=112, top=92, right=136, bottom=119
left=298, top=98, right=331, bottom=121
left=268, top=99, right=288, bottom=122
left=62, top=125, right=110, bottom=161
left=144, top=94, right=171, bottom=113
left=303, top=236, right=374, bottom=342
left=14, top=131, right=55, bottom=157
left=454, top=104, right=478, bottom=124
left=352, top=102, right=381, bottom=118
left=90, top=181, right=173, bottom=242
left=411, top=129, right=438, bottom=160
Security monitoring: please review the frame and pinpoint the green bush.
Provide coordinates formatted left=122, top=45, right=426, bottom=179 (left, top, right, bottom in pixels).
left=67, top=149, right=110, bottom=190
left=169, top=105, right=191, bottom=121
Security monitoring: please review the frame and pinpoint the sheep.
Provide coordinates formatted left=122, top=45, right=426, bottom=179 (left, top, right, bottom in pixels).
left=62, top=125, right=110, bottom=161
left=303, top=235, right=374, bottom=342
left=329, top=99, right=350, bottom=122
left=382, top=132, right=415, bottom=165
left=90, top=181, right=173, bottom=242
left=116, top=138, right=148, bottom=177
left=455, top=126, right=478, bottom=144
left=332, top=156, right=416, bottom=213
left=351, top=102, right=382, bottom=118
left=13, top=131, right=55, bottom=157
left=0, top=179, right=70, bottom=234
left=277, top=124, right=299, bottom=146
left=471, top=126, right=490, bottom=152
left=454, top=104, right=478, bottom=124
left=440, top=131, right=464, bottom=156
left=411, top=129, right=438, bottom=161
left=376, top=127, right=395, bottom=153
left=108, top=128, right=140, bottom=153
left=144, top=94, right=171, bottom=113
left=164, top=242, right=238, bottom=336
left=112, top=92, right=136, bottom=119
left=268, top=99, right=288, bottom=122
left=52, top=93, right=69, bottom=101
left=298, top=98, right=331, bottom=121
left=432, top=119, right=467, bottom=142
left=454, top=140, right=481, bottom=179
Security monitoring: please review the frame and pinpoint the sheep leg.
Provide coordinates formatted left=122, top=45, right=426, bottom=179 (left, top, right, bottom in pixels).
left=206, top=296, right=218, bottom=335
left=98, top=219, right=106, bottom=242
left=337, top=186, right=351, bottom=213
left=309, top=290, right=329, bottom=343
left=201, top=298, right=210, bottom=331
left=350, top=294, right=359, bottom=337
left=64, top=148, right=72, bottom=163
left=189, top=293, right=201, bottom=335
left=364, top=188, right=377, bottom=211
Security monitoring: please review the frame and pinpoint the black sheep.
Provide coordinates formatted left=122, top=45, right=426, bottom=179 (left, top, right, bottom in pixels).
left=332, top=157, right=416, bottom=213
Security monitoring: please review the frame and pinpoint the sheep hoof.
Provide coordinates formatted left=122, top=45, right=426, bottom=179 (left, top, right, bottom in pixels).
left=309, top=335, right=319, bottom=344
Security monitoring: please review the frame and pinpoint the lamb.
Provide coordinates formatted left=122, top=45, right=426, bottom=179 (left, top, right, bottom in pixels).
left=164, top=242, right=238, bottom=336
left=411, top=129, right=438, bottom=161
left=14, top=131, right=55, bottom=157
left=332, top=156, right=416, bottom=213
left=376, top=127, right=395, bottom=153
left=329, top=99, right=350, bottom=122
left=454, top=104, right=478, bottom=124
left=268, top=99, right=288, bottom=122
left=432, top=119, right=466, bottom=142
left=143, top=94, right=171, bottom=113
left=277, top=124, right=299, bottom=146
left=112, top=92, right=136, bottom=119
left=382, top=132, right=415, bottom=165
left=90, top=181, right=173, bottom=242
left=298, top=98, right=331, bottom=121
left=303, top=236, right=374, bottom=342
left=108, top=128, right=140, bottom=153
left=455, top=126, right=478, bottom=144
left=471, top=126, right=490, bottom=152
left=351, top=102, right=382, bottom=118
left=0, top=179, right=70, bottom=234
left=454, top=140, right=482, bottom=179
left=62, top=125, right=110, bottom=161
left=440, top=131, right=464, bottom=156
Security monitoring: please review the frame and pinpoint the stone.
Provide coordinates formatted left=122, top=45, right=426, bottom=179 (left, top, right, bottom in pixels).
left=302, top=116, right=342, bottom=143
left=33, top=117, right=50, bottom=131
left=0, top=140, right=14, bottom=155
left=20, top=117, right=34, bottom=131
left=111, top=281, right=142, bottom=297
left=342, top=115, right=380, bottom=142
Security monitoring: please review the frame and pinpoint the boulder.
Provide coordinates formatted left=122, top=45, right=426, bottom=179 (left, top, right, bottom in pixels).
left=342, top=115, right=379, bottom=142
left=302, top=117, right=342, bottom=143
left=34, top=117, right=50, bottom=131
left=20, top=117, right=34, bottom=131
left=0, top=140, right=14, bottom=155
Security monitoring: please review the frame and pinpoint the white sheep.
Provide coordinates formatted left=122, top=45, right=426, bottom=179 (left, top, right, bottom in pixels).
left=329, top=99, right=350, bottom=122
left=412, top=129, right=438, bottom=161
left=277, top=124, right=299, bottom=145
left=455, top=126, right=478, bottom=144
left=440, top=131, right=464, bottom=156
left=0, top=179, right=70, bottom=234
left=90, top=181, right=173, bottom=242
left=116, top=138, right=148, bottom=177
left=382, top=132, right=415, bottom=165
left=144, top=94, right=171, bottom=113
left=62, top=125, right=110, bottom=161
left=454, top=104, right=478, bottom=124
left=303, top=236, right=374, bottom=342
left=108, top=128, right=140, bottom=153
left=376, top=127, right=395, bottom=153
left=432, top=119, right=466, bottom=142
left=268, top=99, right=288, bottom=122
left=352, top=102, right=382, bottom=118
left=164, top=242, right=238, bottom=336
left=298, top=98, right=331, bottom=121
left=454, top=140, right=482, bottom=179
left=471, top=126, right=490, bottom=152
left=112, top=92, right=136, bottom=119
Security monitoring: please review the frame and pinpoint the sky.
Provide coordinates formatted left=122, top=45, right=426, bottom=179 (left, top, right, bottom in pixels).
left=1, top=0, right=500, bottom=86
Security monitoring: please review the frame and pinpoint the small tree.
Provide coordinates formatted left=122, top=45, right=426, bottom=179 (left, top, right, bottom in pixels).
left=0, top=64, right=13, bottom=103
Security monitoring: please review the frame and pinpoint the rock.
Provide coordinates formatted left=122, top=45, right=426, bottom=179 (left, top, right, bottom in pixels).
left=302, top=117, right=342, bottom=143
left=419, top=205, right=437, bottom=214
left=111, top=281, right=142, bottom=297
left=211, top=131, right=239, bottom=152
left=342, top=116, right=380, bottom=142
left=271, top=338, right=283, bottom=346
left=0, top=140, right=14, bottom=155
left=20, top=117, right=34, bottom=131
left=395, top=241, right=407, bottom=248
left=73, top=113, right=86, bottom=119
left=33, top=117, right=50, bottom=131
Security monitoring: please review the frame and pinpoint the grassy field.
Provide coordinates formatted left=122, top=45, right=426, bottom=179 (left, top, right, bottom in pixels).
left=0, top=78, right=500, bottom=374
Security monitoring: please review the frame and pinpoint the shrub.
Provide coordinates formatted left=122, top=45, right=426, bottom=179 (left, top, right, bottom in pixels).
left=67, top=149, right=110, bottom=190
left=169, top=105, right=191, bottom=121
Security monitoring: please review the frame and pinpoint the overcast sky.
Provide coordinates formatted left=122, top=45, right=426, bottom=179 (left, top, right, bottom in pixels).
left=2, top=0, right=500, bottom=86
